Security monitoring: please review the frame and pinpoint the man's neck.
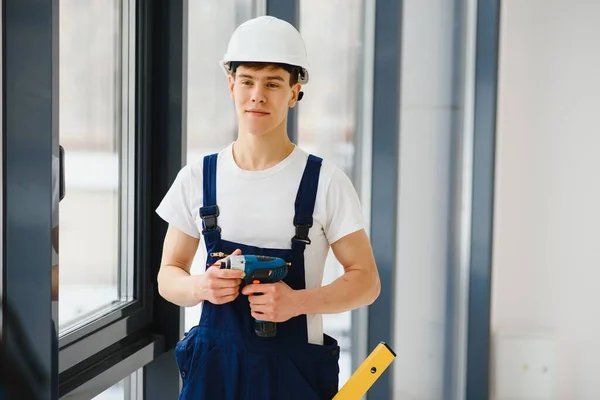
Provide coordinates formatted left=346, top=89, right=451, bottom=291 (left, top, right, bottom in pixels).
left=233, top=128, right=295, bottom=171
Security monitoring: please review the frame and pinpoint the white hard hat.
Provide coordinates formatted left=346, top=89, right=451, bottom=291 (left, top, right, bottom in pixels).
left=220, top=16, right=310, bottom=84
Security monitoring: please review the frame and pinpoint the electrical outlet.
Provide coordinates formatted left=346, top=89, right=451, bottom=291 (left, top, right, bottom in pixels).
left=493, top=332, right=555, bottom=400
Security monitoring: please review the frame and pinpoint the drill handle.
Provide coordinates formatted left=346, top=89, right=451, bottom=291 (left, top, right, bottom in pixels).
left=248, top=279, right=279, bottom=337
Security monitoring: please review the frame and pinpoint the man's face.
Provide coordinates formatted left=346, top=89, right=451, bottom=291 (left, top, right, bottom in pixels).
left=229, top=65, right=301, bottom=136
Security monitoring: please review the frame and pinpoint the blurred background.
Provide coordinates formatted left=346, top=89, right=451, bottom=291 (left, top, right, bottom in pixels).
left=4, top=0, right=597, bottom=398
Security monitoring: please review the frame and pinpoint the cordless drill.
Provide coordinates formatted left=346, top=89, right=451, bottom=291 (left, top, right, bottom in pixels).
left=219, top=255, right=290, bottom=337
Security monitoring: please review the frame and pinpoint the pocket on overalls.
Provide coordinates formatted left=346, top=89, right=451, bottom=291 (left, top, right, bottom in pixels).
left=290, top=339, right=341, bottom=400
left=174, top=326, right=198, bottom=381
left=312, top=352, right=340, bottom=399
left=182, top=343, right=225, bottom=399
left=278, top=356, right=322, bottom=400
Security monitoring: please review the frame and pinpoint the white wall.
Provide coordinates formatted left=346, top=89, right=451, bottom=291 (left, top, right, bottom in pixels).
left=491, top=1, right=600, bottom=399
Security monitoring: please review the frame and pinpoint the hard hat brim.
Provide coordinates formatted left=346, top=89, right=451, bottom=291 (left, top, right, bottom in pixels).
left=219, top=59, right=309, bottom=85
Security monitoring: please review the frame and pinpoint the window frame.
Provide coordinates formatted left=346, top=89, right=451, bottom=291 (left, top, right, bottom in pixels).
left=56, top=0, right=152, bottom=373
left=265, top=0, right=299, bottom=143
left=465, top=0, right=500, bottom=397
left=2, top=0, right=186, bottom=398
left=2, top=0, right=57, bottom=397
left=57, top=0, right=187, bottom=397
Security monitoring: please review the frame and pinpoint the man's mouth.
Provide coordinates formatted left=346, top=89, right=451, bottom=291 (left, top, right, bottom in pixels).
left=246, top=109, right=270, bottom=116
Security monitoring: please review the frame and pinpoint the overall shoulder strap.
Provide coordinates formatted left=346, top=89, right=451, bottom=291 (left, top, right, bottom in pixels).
left=202, top=153, right=218, bottom=208
left=292, top=154, right=323, bottom=253
left=199, top=153, right=221, bottom=249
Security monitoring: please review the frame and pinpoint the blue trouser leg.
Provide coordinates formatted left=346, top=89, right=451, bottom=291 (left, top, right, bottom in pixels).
left=176, top=330, right=340, bottom=400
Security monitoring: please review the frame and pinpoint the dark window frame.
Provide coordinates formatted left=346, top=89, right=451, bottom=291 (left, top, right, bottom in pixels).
left=58, top=0, right=152, bottom=361
left=2, top=0, right=58, bottom=398
left=2, top=0, right=185, bottom=398
left=60, top=1, right=186, bottom=397
left=266, top=0, right=299, bottom=143
left=465, top=0, right=500, bottom=398
left=366, top=0, right=402, bottom=398
left=57, top=0, right=155, bottom=379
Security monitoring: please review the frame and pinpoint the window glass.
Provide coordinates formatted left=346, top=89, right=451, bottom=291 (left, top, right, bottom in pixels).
left=298, top=0, right=366, bottom=387
left=187, top=0, right=241, bottom=166
left=58, top=0, right=134, bottom=333
left=91, top=370, right=140, bottom=400
left=184, top=0, right=260, bottom=331
left=92, top=379, right=125, bottom=400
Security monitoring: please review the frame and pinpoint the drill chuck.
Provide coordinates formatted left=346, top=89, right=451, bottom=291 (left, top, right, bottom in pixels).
left=219, top=255, right=245, bottom=271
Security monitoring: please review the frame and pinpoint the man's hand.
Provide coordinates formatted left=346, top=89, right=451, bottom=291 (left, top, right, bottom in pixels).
left=242, top=281, right=300, bottom=322
left=193, top=249, right=245, bottom=304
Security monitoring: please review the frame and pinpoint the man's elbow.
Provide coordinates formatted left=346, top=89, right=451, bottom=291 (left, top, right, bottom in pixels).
left=157, top=271, right=167, bottom=300
left=365, top=267, right=381, bottom=305
left=156, top=267, right=173, bottom=301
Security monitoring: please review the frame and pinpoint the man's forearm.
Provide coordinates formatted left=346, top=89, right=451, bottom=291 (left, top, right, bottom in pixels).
left=295, top=267, right=380, bottom=315
left=157, top=265, right=202, bottom=307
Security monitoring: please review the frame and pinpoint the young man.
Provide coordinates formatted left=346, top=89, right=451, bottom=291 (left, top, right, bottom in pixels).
left=156, top=16, right=380, bottom=400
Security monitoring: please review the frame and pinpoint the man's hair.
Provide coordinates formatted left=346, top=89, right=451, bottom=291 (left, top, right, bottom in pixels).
left=230, top=62, right=300, bottom=86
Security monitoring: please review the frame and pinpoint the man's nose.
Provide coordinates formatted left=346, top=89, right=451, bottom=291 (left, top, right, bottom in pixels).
left=250, top=86, right=266, bottom=103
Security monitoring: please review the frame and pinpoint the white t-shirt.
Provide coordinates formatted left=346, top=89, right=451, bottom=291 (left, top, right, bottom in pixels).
left=156, top=143, right=365, bottom=345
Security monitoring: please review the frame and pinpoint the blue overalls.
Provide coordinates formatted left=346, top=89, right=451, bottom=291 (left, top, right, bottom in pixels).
left=175, top=153, right=341, bottom=400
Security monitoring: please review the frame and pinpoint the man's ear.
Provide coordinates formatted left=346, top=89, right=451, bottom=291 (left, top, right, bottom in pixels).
left=289, top=83, right=302, bottom=108
left=228, top=75, right=235, bottom=99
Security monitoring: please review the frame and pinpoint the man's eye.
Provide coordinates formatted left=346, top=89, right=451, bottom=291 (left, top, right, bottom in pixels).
left=241, top=81, right=252, bottom=85
left=267, top=83, right=279, bottom=88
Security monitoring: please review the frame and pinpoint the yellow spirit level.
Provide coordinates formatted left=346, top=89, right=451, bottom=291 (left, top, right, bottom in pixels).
left=333, top=342, right=396, bottom=400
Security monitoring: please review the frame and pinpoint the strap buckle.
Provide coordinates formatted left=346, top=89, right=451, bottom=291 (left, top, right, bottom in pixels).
left=292, top=219, right=312, bottom=245
left=200, top=205, right=220, bottom=234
